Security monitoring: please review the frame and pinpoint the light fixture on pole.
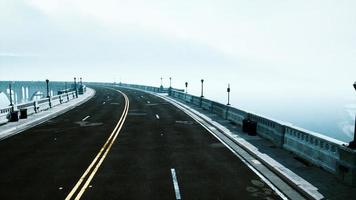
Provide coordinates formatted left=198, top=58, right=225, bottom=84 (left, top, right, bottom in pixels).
left=185, top=82, right=188, bottom=94
left=201, top=79, right=204, bottom=98
left=349, top=81, right=356, bottom=149
left=227, top=84, right=231, bottom=106
left=46, top=79, right=50, bottom=98
left=9, top=83, right=13, bottom=106
left=74, top=77, right=78, bottom=98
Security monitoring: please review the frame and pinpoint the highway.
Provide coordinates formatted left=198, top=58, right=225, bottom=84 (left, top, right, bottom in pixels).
left=0, top=86, right=282, bottom=200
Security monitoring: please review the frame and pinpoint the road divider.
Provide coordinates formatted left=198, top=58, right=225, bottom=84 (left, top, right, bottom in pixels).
left=65, top=89, right=129, bottom=200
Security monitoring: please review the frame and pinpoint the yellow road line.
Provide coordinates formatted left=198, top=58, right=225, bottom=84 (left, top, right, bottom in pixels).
left=65, top=90, right=129, bottom=200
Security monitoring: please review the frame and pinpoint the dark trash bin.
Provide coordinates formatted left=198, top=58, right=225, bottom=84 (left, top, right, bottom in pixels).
left=242, top=118, right=251, bottom=133
left=242, top=118, right=257, bottom=136
left=20, top=109, right=28, bottom=119
left=248, top=121, right=257, bottom=136
left=10, top=111, right=19, bottom=122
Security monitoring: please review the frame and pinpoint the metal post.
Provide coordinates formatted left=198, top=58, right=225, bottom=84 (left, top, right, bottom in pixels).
left=74, top=77, right=78, bottom=98
left=80, top=77, right=82, bottom=86
left=227, top=84, right=231, bottom=106
left=201, top=79, right=204, bottom=98
left=169, top=77, right=172, bottom=88
left=185, top=82, right=188, bottom=94
left=160, top=77, right=163, bottom=87
left=349, top=81, right=356, bottom=149
left=46, top=79, right=50, bottom=98
left=9, top=83, right=13, bottom=106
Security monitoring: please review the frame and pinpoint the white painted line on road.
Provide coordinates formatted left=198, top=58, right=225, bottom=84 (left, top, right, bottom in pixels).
left=155, top=114, right=160, bottom=119
left=82, top=116, right=90, bottom=121
left=251, top=159, right=261, bottom=165
left=170, top=168, right=182, bottom=200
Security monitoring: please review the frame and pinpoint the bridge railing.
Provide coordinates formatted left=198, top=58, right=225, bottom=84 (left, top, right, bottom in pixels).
left=118, top=84, right=356, bottom=185
left=165, top=89, right=356, bottom=185
left=0, top=90, right=78, bottom=126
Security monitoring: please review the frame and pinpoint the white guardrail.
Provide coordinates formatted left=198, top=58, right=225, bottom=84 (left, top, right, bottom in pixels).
left=0, top=91, right=77, bottom=125
left=118, top=84, right=356, bottom=186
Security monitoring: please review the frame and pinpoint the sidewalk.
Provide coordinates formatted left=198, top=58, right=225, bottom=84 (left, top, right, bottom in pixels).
left=0, top=88, right=95, bottom=141
left=164, top=94, right=356, bottom=200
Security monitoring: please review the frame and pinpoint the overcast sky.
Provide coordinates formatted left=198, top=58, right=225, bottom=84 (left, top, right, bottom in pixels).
left=1, top=0, right=356, bottom=108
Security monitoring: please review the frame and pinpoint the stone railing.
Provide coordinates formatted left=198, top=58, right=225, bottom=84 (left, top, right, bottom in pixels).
left=0, top=91, right=77, bottom=125
left=121, top=84, right=356, bottom=186
left=168, top=89, right=356, bottom=185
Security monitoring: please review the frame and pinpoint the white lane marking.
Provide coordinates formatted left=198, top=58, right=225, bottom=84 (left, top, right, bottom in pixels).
left=157, top=95, right=288, bottom=200
left=170, top=168, right=182, bottom=200
left=251, top=159, right=261, bottom=165
left=82, top=116, right=90, bottom=121
left=155, top=114, right=160, bottom=119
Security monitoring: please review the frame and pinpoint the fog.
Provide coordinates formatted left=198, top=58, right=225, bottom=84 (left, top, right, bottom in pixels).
left=1, top=0, right=356, bottom=141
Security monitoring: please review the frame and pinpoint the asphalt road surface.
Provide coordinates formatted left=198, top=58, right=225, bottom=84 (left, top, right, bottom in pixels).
left=0, top=86, right=282, bottom=200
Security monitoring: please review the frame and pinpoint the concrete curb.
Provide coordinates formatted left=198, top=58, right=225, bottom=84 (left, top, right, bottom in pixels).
left=0, top=88, right=96, bottom=141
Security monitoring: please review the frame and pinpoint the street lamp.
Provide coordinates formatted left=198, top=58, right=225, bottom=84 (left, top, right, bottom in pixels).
left=201, top=79, right=204, bottom=98
left=350, top=81, right=356, bottom=149
left=185, top=82, right=188, bottom=94
left=9, top=83, right=13, bottom=106
left=227, top=84, right=231, bottom=106
left=74, top=77, right=78, bottom=98
left=46, top=79, right=50, bottom=98
left=169, top=77, right=172, bottom=88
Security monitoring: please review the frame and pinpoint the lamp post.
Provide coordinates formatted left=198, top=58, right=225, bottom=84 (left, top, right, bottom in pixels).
left=9, top=83, right=13, bottom=106
left=80, top=77, right=82, bottom=86
left=74, top=77, right=78, bottom=98
left=169, top=77, right=172, bottom=88
left=160, top=77, right=163, bottom=87
left=227, top=84, right=231, bottom=106
left=201, top=79, right=204, bottom=98
left=350, top=81, right=356, bottom=149
left=46, top=79, right=50, bottom=98
left=185, top=82, right=188, bottom=94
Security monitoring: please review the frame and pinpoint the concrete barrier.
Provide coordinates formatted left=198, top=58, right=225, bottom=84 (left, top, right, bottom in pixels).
left=0, top=107, right=12, bottom=125
left=0, top=91, right=77, bottom=126
left=167, top=88, right=356, bottom=185
left=115, top=84, right=356, bottom=185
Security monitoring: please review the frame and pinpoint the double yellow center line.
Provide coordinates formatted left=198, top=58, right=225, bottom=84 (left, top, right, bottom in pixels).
left=65, top=90, right=129, bottom=200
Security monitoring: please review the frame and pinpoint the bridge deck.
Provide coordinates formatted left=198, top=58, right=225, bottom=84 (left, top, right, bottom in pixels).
left=0, top=86, right=286, bottom=199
